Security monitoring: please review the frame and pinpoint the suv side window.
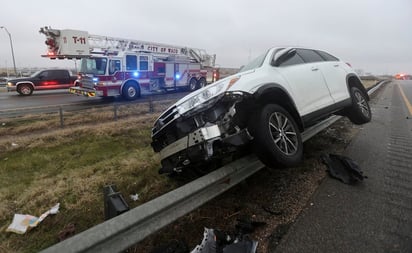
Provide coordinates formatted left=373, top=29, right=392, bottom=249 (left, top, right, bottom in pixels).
left=278, top=53, right=305, bottom=67
left=316, top=50, right=339, bottom=61
left=296, top=49, right=324, bottom=63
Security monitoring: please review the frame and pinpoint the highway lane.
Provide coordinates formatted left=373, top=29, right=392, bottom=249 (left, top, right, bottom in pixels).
left=0, top=88, right=190, bottom=116
left=397, top=80, right=412, bottom=115
left=274, top=81, right=412, bottom=253
left=0, top=89, right=101, bottom=110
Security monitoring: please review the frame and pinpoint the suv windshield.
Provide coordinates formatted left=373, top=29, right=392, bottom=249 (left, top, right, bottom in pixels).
left=80, top=57, right=107, bottom=75
left=239, top=50, right=270, bottom=72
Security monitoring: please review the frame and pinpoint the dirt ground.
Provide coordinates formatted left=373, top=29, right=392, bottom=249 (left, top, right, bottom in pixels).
left=131, top=116, right=362, bottom=252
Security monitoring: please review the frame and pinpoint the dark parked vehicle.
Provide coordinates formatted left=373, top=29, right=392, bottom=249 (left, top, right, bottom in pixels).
left=6, top=69, right=77, bottom=95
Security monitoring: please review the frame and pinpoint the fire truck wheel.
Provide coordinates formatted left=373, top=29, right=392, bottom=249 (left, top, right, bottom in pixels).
left=197, top=78, right=207, bottom=89
left=188, top=78, right=197, bottom=92
left=122, top=82, right=140, bottom=100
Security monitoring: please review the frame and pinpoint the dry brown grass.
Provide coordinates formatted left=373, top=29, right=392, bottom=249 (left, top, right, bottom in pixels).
left=0, top=113, right=177, bottom=253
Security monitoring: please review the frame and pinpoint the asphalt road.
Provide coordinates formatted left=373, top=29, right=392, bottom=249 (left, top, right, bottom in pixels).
left=274, top=80, right=412, bottom=253
left=0, top=88, right=189, bottom=116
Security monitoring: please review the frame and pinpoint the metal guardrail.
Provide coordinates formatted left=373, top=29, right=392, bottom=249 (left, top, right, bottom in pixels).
left=40, top=82, right=385, bottom=253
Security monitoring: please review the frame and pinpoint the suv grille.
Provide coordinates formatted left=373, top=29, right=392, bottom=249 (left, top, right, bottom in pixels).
left=153, top=106, right=178, bottom=135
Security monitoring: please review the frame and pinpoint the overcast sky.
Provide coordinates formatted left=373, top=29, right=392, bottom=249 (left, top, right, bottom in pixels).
left=0, top=0, right=411, bottom=75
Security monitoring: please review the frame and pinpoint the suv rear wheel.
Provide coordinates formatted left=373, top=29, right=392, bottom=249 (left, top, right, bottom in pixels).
left=250, top=104, right=303, bottom=168
left=346, top=87, right=371, bottom=124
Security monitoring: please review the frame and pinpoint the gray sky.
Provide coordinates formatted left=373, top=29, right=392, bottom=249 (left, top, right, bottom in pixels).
left=0, top=0, right=411, bottom=75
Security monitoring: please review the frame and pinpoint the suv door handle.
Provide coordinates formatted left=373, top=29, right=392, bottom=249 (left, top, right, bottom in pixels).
left=311, top=67, right=319, bottom=71
left=333, top=64, right=339, bottom=67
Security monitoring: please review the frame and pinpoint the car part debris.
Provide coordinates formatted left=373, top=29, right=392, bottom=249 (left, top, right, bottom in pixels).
left=190, top=217, right=262, bottom=253
left=103, top=184, right=129, bottom=220
left=321, top=154, right=366, bottom=184
left=130, top=193, right=139, bottom=201
left=6, top=203, right=60, bottom=234
left=190, top=228, right=258, bottom=253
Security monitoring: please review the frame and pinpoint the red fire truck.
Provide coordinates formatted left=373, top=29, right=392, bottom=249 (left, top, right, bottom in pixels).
left=39, top=26, right=217, bottom=100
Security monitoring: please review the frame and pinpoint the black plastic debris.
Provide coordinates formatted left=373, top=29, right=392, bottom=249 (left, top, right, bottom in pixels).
left=320, top=154, right=367, bottom=184
left=190, top=228, right=258, bottom=253
left=190, top=217, right=263, bottom=253
left=103, top=184, right=130, bottom=220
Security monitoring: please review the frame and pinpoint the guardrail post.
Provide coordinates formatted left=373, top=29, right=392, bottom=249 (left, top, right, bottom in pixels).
left=149, top=96, right=154, bottom=113
left=113, top=104, right=118, bottom=121
left=59, top=107, right=64, bottom=128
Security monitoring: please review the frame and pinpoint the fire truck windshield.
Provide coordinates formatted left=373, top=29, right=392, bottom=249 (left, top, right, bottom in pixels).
left=80, top=57, right=107, bottom=75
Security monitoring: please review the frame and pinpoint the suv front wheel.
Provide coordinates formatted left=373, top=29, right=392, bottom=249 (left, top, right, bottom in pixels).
left=346, top=87, right=371, bottom=125
left=250, top=104, right=303, bottom=168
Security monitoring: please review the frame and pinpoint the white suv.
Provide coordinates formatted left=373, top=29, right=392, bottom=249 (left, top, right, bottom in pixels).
left=151, top=47, right=371, bottom=174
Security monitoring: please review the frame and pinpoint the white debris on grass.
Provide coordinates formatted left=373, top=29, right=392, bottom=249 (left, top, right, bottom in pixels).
left=130, top=194, right=139, bottom=201
left=6, top=203, right=60, bottom=234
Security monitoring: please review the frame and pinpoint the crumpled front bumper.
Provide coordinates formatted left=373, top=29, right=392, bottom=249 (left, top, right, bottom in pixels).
left=159, top=124, right=221, bottom=160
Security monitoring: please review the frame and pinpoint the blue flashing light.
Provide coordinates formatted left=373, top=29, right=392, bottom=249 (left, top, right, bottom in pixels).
left=92, top=77, right=99, bottom=82
left=175, top=73, right=181, bottom=80
left=133, top=72, right=139, bottom=77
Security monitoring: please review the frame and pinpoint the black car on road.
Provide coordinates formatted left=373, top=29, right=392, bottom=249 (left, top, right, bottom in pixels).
left=6, top=69, right=77, bottom=95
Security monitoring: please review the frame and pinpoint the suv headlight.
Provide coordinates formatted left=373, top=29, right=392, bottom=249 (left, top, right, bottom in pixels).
left=177, top=76, right=240, bottom=114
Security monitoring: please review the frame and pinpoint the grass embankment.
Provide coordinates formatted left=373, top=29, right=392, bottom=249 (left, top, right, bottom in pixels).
left=0, top=106, right=177, bottom=253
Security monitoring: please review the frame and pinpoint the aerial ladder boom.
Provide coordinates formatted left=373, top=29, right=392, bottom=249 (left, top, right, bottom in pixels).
left=39, top=26, right=216, bottom=67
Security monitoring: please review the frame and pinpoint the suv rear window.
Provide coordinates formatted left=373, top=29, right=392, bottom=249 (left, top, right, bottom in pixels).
left=316, top=50, right=339, bottom=61
left=296, top=49, right=324, bottom=63
left=279, top=53, right=305, bottom=67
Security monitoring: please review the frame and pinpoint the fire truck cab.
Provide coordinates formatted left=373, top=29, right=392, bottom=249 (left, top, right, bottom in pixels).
left=39, top=26, right=217, bottom=100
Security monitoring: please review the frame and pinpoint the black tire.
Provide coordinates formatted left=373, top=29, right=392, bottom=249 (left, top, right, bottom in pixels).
left=346, top=86, right=371, bottom=124
left=197, top=78, right=207, bottom=89
left=188, top=78, right=197, bottom=92
left=17, top=84, right=33, bottom=96
left=122, top=82, right=140, bottom=100
left=249, top=104, right=303, bottom=168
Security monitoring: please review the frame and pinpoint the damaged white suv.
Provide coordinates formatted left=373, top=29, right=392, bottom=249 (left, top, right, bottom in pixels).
left=151, top=47, right=371, bottom=174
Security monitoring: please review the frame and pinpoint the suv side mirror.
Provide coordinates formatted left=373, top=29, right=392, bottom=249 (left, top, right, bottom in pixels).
left=273, top=49, right=297, bottom=67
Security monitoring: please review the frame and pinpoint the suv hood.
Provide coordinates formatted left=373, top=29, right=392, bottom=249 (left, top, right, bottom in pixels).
left=157, top=69, right=256, bottom=120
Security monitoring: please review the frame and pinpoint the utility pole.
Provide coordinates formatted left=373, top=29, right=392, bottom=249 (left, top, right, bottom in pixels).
left=0, top=26, right=17, bottom=77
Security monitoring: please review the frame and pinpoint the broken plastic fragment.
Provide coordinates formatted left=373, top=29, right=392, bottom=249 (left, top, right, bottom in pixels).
left=130, top=194, right=139, bottom=201
left=321, top=154, right=366, bottom=184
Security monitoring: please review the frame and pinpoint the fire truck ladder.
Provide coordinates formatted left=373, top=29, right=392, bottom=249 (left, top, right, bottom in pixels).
left=87, top=35, right=216, bottom=67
